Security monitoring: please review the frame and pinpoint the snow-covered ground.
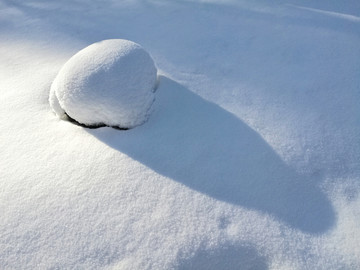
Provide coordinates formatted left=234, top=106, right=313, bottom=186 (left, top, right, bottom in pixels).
left=1, top=0, right=359, bottom=269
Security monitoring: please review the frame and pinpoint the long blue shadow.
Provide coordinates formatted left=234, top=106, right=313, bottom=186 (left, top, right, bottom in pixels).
left=88, top=76, right=335, bottom=234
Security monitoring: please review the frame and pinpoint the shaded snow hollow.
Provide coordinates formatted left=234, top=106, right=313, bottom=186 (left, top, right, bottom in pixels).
left=49, top=39, right=157, bottom=129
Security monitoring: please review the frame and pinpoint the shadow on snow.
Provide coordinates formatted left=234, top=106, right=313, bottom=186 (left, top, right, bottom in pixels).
left=88, top=76, right=335, bottom=234
left=175, top=244, right=268, bottom=270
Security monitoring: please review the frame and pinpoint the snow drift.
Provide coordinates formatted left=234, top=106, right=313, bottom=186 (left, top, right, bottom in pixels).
left=49, top=39, right=157, bottom=129
left=1, top=0, right=360, bottom=269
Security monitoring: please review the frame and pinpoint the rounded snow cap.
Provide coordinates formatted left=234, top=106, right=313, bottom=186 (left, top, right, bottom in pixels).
left=49, top=39, right=157, bottom=129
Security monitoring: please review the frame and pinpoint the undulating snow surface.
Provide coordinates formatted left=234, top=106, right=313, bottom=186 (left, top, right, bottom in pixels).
left=50, top=39, right=157, bottom=129
left=1, top=0, right=360, bottom=269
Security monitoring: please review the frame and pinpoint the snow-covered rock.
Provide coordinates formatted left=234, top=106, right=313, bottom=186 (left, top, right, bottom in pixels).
left=49, top=39, right=157, bottom=129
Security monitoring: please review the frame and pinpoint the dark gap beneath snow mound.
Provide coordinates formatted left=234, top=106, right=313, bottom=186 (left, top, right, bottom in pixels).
left=64, top=113, right=128, bottom=130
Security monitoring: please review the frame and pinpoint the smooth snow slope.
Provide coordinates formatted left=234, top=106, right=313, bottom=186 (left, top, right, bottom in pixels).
left=1, top=0, right=360, bottom=269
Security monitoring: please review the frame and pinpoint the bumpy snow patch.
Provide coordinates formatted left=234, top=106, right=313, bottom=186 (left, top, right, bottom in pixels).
left=49, top=39, right=157, bottom=129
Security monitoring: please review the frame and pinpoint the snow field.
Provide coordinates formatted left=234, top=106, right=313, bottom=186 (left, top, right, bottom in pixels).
left=0, top=0, right=360, bottom=269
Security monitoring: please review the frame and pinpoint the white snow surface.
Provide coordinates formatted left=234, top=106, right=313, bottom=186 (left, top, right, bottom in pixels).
left=49, top=39, right=157, bottom=128
left=1, top=0, right=360, bottom=269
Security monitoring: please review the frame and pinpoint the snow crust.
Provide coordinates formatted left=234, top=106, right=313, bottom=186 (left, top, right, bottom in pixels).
left=1, top=0, right=360, bottom=269
left=49, top=39, right=157, bottom=128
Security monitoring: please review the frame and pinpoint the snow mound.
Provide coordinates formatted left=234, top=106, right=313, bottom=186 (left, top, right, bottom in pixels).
left=49, top=39, right=157, bottom=129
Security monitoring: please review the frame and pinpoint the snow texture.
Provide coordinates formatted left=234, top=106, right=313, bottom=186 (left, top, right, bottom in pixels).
left=49, top=39, right=157, bottom=128
left=1, top=0, right=360, bottom=269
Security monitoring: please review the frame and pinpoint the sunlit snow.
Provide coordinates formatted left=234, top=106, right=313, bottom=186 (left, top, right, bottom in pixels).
left=0, top=0, right=359, bottom=269
left=49, top=39, right=157, bottom=129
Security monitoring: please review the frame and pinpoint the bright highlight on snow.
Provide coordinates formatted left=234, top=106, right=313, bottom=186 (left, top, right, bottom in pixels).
left=49, top=39, right=157, bottom=129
